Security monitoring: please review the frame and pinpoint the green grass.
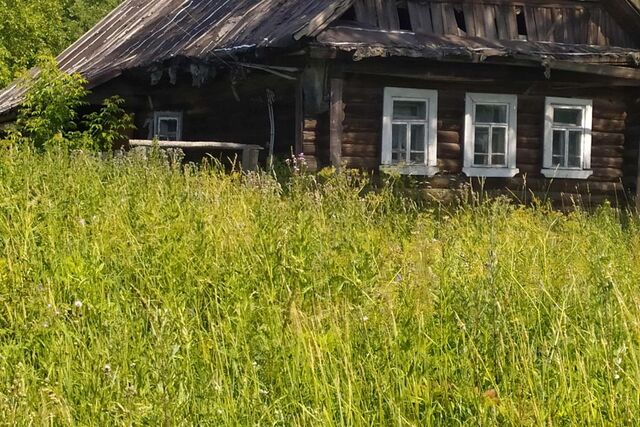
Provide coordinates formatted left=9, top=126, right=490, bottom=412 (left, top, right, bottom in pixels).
left=0, top=148, right=639, bottom=425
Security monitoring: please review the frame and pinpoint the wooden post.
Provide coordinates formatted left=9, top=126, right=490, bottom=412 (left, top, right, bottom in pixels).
left=329, top=76, right=344, bottom=168
left=295, top=77, right=304, bottom=155
left=242, top=148, right=260, bottom=171
left=636, top=146, right=640, bottom=213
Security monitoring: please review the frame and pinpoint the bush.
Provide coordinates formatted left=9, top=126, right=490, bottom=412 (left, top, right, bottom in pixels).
left=5, top=57, right=133, bottom=151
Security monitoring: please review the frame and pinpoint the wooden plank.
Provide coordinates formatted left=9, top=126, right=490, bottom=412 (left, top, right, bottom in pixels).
left=442, top=4, right=460, bottom=35
left=502, top=5, right=518, bottom=39
left=472, top=4, right=486, bottom=38
left=575, top=7, right=589, bottom=44
left=483, top=4, right=498, bottom=39
left=384, top=0, right=400, bottom=30
left=129, top=140, right=263, bottom=150
left=407, top=1, right=432, bottom=33
left=353, top=0, right=377, bottom=26
left=330, top=77, right=344, bottom=168
left=463, top=3, right=477, bottom=37
left=535, top=7, right=552, bottom=41
left=551, top=8, right=564, bottom=42
left=587, top=8, right=599, bottom=45
left=495, top=5, right=509, bottom=40
left=430, top=3, right=445, bottom=35
left=524, top=7, right=539, bottom=40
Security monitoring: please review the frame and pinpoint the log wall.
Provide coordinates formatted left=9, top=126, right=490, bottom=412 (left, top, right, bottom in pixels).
left=305, top=64, right=636, bottom=204
left=91, top=69, right=297, bottom=162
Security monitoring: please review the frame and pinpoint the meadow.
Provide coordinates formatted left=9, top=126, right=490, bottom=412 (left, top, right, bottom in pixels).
left=0, top=147, right=639, bottom=426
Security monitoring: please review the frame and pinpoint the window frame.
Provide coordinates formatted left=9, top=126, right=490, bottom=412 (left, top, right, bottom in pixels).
left=381, top=87, right=439, bottom=176
left=542, top=97, right=593, bottom=180
left=153, top=111, right=183, bottom=141
left=463, top=93, right=519, bottom=178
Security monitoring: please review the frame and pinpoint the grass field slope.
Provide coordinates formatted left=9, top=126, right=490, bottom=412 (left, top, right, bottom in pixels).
left=0, top=148, right=639, bottom=425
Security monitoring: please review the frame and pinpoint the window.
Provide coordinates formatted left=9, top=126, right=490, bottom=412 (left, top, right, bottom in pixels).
left=542, top=97, right=593, bottom=179
left=153, top=112, right=182, bottom=141
left=464, top=93, right=519, bottom=177
left=382, top=87, right=438, bottom=176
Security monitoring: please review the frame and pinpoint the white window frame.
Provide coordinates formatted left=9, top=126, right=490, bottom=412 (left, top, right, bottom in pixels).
left=542, top=97, right=593, bottom=180
left=381, top=87, right=439, bottom=176
left=153, top=111, right=183, bottom=141
left=463, top=93, right=519, bottom=178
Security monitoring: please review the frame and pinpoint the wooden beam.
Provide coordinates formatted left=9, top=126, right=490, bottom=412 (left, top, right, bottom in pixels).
left=129, top=140, right=263, bottom=170
left=129, top=140, right=263, bottom=150
left=548, top=60, right=640, bottom=81
left=329, top=77, right=344, bottom=168
left=295, top=76, right=304, bottom=155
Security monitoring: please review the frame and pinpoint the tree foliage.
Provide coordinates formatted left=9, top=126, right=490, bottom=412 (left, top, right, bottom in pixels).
left=0, top=0, right=121, bottom=87
left=6, top=57, right=134, bottom=151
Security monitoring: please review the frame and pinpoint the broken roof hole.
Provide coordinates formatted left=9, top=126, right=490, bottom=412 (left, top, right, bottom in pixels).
left=340, top=6, right=357, bottom=21
left=516, top=7, right=528, bottom=39
left=397, top=6, right=413, bottom=31
left=454, top=7, right=467, bottom=34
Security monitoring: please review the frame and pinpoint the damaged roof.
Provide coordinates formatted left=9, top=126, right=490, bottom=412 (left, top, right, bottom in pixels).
left=317, top=24, right=640, bottom=65
left=0, top=0, right=351, bottom=114
left=2, top=0, right=640, bottom=114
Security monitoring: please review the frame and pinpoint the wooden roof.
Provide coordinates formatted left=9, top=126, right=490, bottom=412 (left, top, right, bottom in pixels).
left=0, top=0, right=351, bottom=114
left=1, top=0, right=640, bottom=114
left=318, top=24, right=640, bottom=65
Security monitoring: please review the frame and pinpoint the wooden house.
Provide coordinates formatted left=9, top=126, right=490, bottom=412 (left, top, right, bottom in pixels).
left=2, top=0, right=640, bottom=206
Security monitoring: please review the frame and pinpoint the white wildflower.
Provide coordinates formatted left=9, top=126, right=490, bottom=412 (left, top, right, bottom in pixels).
left=74, top=300, right=83, bottom=309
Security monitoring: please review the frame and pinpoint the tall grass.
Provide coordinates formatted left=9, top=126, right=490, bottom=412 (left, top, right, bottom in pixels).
left=0, top=148, right=639, bottom=425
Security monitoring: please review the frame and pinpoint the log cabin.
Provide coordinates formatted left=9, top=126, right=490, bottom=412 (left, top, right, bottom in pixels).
left=1, top=0, right=640, bottom=206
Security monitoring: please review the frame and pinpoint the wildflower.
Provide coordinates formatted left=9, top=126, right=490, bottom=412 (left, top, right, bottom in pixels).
left=125, top=382, right=136, bottom=396
left=482, top=389, right=500, bottom=405
left=74, top=300, right=83, bottom=309
left=362, top=316, right=369, bottom=322
left=78, top=218, right=86, bottom=227
left=103, top=364, right=112, bottom=375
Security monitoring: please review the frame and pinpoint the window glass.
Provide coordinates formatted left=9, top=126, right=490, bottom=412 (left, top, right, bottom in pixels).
left=491, top=127, right=507, bottom=165
left=474, top=127, right=490, bottom=165
left=552, top=130, right=565, bottom=167
left=393, top=101, right=427, bottom=120
left=476, top=104, right=507, bottom=124
left=568, top=131, right=582, bottom=168
left=392, top=123, right=407, bottom=162
left=410, top=124, right=425, bottom=162
left=553, top=108, right=582, bottom=126
left=158, top=118, right=179, bottom=141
